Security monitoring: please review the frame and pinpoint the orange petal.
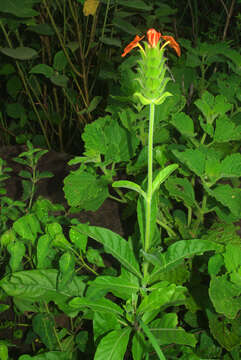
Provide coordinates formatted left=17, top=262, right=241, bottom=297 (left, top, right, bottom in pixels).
left=121, top=35, right=145, bottom=57
left=147, top=28, right=162, bottom=47
left=161, top=35, right=181, bottom=57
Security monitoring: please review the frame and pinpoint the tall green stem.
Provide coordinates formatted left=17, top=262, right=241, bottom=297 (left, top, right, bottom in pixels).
left=144, top=103, right=155, bottom=277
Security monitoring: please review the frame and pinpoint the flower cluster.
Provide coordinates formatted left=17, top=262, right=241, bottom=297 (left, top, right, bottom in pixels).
left=121, top=29, right=181, bottom=105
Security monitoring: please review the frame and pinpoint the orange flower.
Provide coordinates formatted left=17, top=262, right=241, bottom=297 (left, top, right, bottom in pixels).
left=147, top=28, right=161, bottom=47
left=160, top=35, right=181, bottom=57
left=121, top=35, right=145, bottom=57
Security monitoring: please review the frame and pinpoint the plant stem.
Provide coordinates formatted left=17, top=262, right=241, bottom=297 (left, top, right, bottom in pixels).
left=144, top=103, right=155, bottom=278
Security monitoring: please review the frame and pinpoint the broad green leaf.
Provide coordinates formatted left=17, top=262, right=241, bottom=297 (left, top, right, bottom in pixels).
left=0, top=0, right=39, bottom=17
left=0, top=270, right=85, bottom=316
left=0, top=343, right=8, bottom=360
left=53, top=51, right=68, bottom=71
left=7, top=241, right=25, bottom=272
left=6, top=103, right=25, bottom=119
left=32, top=313, right=57, bottom=350
left=113, top=17, right=139, bottom=35
left=88, top=275, right=139, bottom=300
left=150, top=313, right=197, bottom=346
left=82, top=115, right=139, bottom=162
left=58, top=252, right=75, bottom=289
left=137, top=283, right=176, bottom=314
left=165, top=176, right=196, bottom=207
left=18, top=351, right=70, bottom=360
left=30, top=64, right=54, bottom=78
left=69, top=297, right=123, bottom=317
left=75, top=331, right=88, bottom=352
left=0, top=47, right=38, bottom=60
left=117, top=0, right=152, bottom=10
left=69, top=227, right=87, bottom=253
left=171, top=113, right=195, bottom=137
left=138, top=319, right=166, bottom=360
left=86, top=248, right=105, bottom=267
left=73, top=224, right=142, bottom=279
left=152, top=164, right=178, bottom=195
left=208, top=311, right=241, bottom=351
left=131, top=331, right=145, bottom=360
left=149, top=239, right=222, bottom=283
left=93, top=312, right=121, bottom=342
left=28, top=24, right=55, bottom=36
left=220, top=153, right=241, bottom=178
left=100, top=37, right=121, bottom=47
left=223, top=243, right=241, bottom=273
left=172, top=148, right=205, bottom=177
left=209, top=184, right=241, bottom=217
left=13, top=213, right=41, bottom=244
left=94, top=328, right=131, bottom=360
left=63, top=170, right=109, bottom=211
left=209, top=275, right=241, bottom=319
left=37, top=234, right=52, bottom=269
left=50, top=75, right=69, bottom=87
left=112, top=180, right=146, bottom=199
left=214, top=115, right=241, bottom=142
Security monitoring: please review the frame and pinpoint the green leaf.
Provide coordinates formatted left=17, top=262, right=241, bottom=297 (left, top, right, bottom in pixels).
left=73, top=224, right=142, bottom=280
left=138, top=319, right=166, bottom=360
left=116, top=0, right=152, bottom=10
left=0, top=47, right=38, bottom=60
left=13, top=214, right=41, bottom=244
left=69, top=227, right=87, bottom=253
left=152, top=164, right=178, bottom=195
left=224, top=243, right=241, bottom=273
left=137, top=282, right=177, bottom=314
left=88, top=275, right=139, bottom=301
left=32, top=313, right=57, bottom=350
left=0, top=0, right=39, bottom=17
left=75, top=331, right=88, bottom=352
left=82, top=115, right=139, bottom=162
left=209, top=184, right=241, bottom=217
left=209, top=275, right=241, bottom=319
left=150, top=313, right=197, bottom=347
left=94, top=328, right=131, bottom=360
left=6, top=103, right=25, bottom=119
left=28, top=24, right=55, bottom=36
left=63, top=170, right=109, bottom=211
left=0, top=270, right=85, bottom=316
left=58, top=252, right=75, bottom=289
left=100, top=37, right=121, bottom=47
left=112, top=180, right=146, bottom=199
left=18, top=351, right=70, bottom=360
left=93, top=312, right=121, bottom=342
left=171, top=113, right=195, bottom=137
left=208, top=311, right=241, bottom=351
left=113, top=17, right=139, bottom=35
left=131, top=331, right=146, bottom=360
left=7, top=241, right=25, bottom=272
left=30, top=64, right=54, bottom=78
left=149, top=239, right=222, bottom=283
left=214, top=115, right=241, bottom=142
left=165, top=176, right=196, bottom=207
left=220, top=153, right=241, bottom=178
left=50, top=75, right=69, bottom=87
left=172, top=148, right=205, bottom=177
left=69, top=297, right=123, bottom=317
left=0, top=343, right=8, bottom=360
left=37, top=235, right=54, bottom=269
left=86, top=248, right=105, bottom=267
left=53, top=51, right=68, bottom=71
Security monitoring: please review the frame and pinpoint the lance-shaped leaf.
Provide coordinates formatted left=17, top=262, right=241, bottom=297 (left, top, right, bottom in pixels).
left=74, top=224, right=142, bottom=280
left=94, top=328, right=131, bottom=360
left=69, top=297, right=123, bottom=317
left=152, top=164, right=178, bottom=195
left=149, top=239, right=222, bottom=284
left=112, top=180, right=146, bottom=200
